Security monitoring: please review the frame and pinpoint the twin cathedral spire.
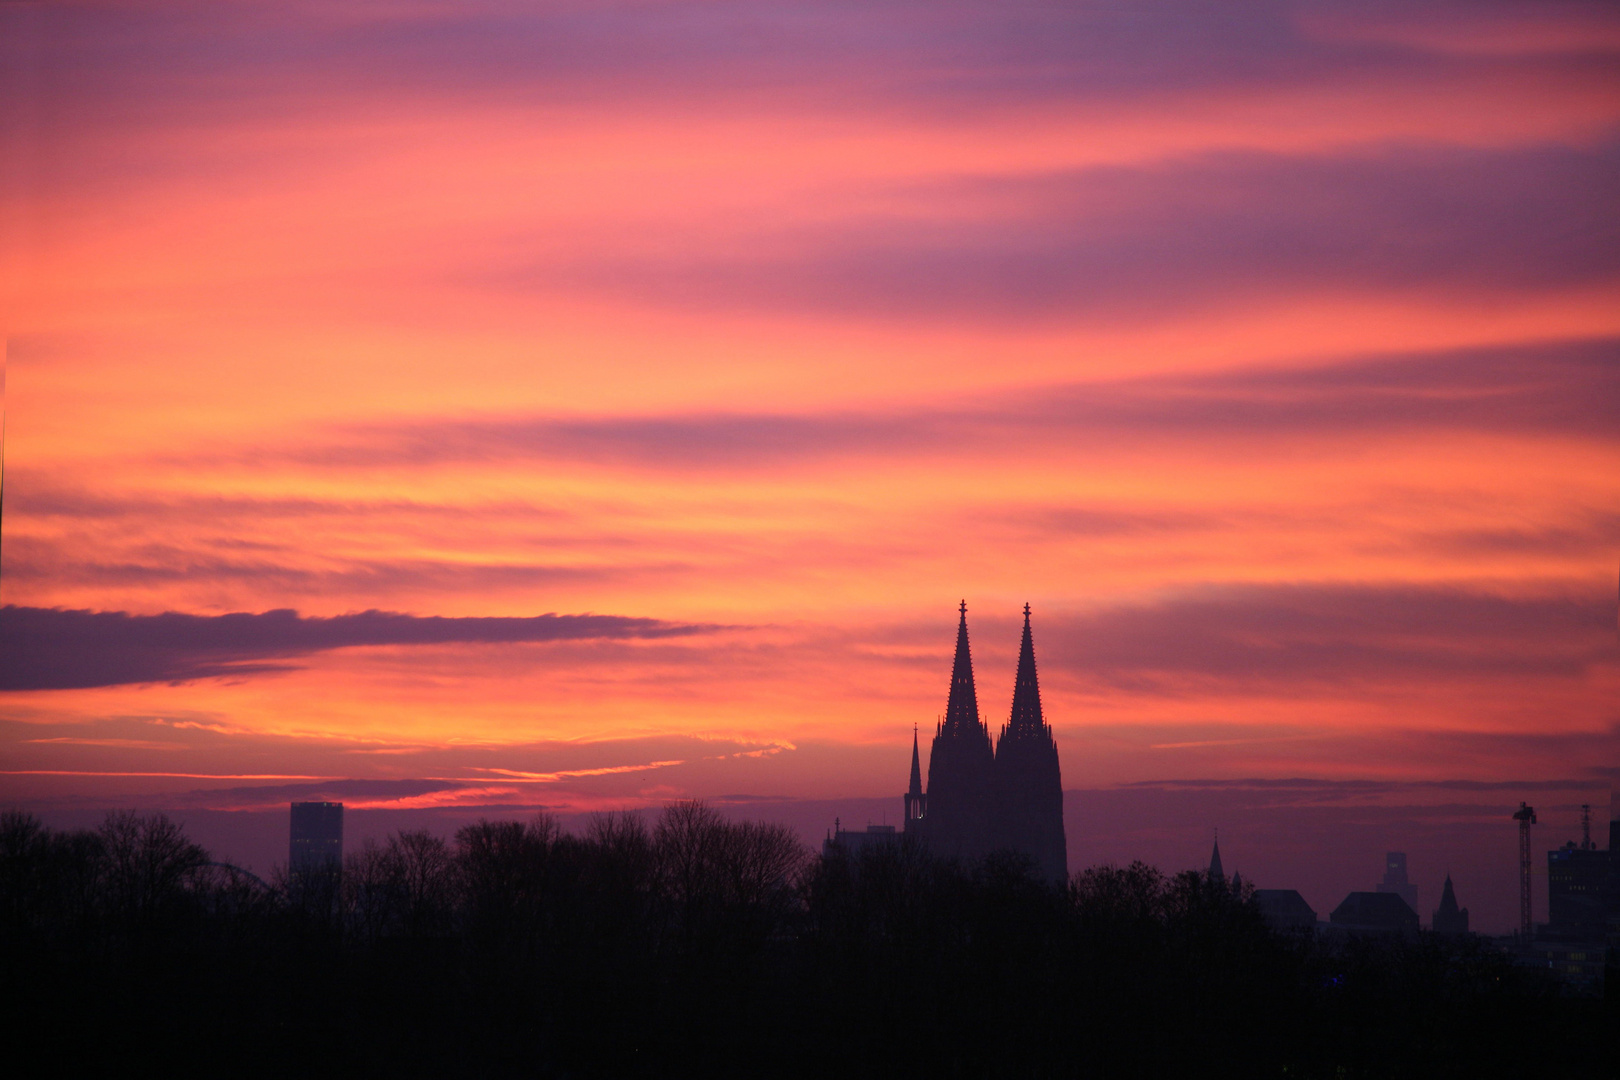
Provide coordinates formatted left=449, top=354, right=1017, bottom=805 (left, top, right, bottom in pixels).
left=906, top=602, right=1067, bottom=881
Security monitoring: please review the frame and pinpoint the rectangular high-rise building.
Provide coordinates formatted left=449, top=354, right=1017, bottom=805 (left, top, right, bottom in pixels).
left=289, top=801, right=343, bottom=874
left=1547, top=843, right=1608, bottom=939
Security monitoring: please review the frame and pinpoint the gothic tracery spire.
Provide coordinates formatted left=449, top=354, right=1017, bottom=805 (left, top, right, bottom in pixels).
left=942, top=600, right=982, bottom=735
left=1006, top=601, right=1046, bottom=735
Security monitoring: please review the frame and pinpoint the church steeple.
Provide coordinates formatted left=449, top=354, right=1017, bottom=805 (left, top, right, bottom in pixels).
left=1006, top=603, right=1045, bottom=735
left=1433, top=872, right=1469, bottom=934
left=1437, top=874, right=1459, bottom=913
left=909, top=725, right=923, bottom=796
left=990, top=603, right=1068, bottom=882
left=1209, top=836, right=1225, bottom=882
left=942, top=600, right=982, bottom=736
left=905, top=724, right=927, bottom=826
left=923, top=601, right=995, bottom=858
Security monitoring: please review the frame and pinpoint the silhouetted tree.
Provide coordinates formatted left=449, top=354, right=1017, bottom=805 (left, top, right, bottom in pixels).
left=456, top=815, right=564, bottom=961
left=341, top=830, right=454, bottom=940
left=343, top=838, right=394, bottom=942
left=1, top=807, right=1609, bottom=1079
left=279, top=855, right=344, bottom=929
left=96, top=810, right=209, bottom=927
left=0, top=810, right=51, bottom=938
left=654, top=800, right=805, bottom=955
left=391, top=829, right=454, bottom=937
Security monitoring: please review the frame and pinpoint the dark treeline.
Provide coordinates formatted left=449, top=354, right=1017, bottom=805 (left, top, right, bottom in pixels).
left=0, top=806, right=1607, bottom=1078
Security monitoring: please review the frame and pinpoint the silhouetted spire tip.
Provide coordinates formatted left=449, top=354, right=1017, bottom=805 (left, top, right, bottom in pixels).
left=1005, top=601, right=1045, bottom=735
left=941, top=598, right=983, bottom=737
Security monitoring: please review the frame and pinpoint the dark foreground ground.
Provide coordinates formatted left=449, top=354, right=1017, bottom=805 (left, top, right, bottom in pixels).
left=1, top=806, right=1611, bottom=1078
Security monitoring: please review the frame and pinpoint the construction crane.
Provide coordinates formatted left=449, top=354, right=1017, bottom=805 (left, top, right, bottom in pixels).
left=1579, top=803, right=1595, bottom=851
left=1511, top=802, right=1536, bottom=939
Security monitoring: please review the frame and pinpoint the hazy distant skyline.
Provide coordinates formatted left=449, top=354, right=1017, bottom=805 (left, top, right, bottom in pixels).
left=2, top=1, right=1617, bottom=929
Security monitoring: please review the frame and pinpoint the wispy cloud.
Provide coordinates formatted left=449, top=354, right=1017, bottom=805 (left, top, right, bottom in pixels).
left=226, top=339, right=1620, bottom=473
left=0, top=606, right=724, bottom=690
left=1038, top=582, right=1616, bottom=688
left=20, top=1, right=1619, bottom=124
left=505, top=142, right=1620, bottom=325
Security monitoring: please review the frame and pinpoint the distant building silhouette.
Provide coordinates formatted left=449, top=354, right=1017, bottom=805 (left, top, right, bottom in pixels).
left=824, top=820, right=901, bottom=859
left=1547, top=842, right=1608, bottom=940
left=991, top=605, right=1067, bottom=882
left=1254, top=889, right=1316, bottom=930
left=1331, top=891, right=1419, bottom=935
left=1517, top=803, right=1611, bottom=988
left=1375, top=851, right=1417, bottom=912
left=1431, top=873, right=1469, bottom=935
left=1532, top=941, right=1606, bottom=991
left=289, top=801, right=343, bottom=875
left=908, top=603, right=1066, bottom=880
left=1204, top=837, right=1247, bottom=897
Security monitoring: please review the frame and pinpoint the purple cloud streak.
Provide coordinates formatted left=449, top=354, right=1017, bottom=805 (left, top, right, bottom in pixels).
left=275, top=339, right=1620, bottom=470
left=0, top=606, right=722, bottom=691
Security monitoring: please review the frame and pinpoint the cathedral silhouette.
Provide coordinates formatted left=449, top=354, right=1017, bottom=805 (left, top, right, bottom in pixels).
left=905, top=602, right=1067, bottom=882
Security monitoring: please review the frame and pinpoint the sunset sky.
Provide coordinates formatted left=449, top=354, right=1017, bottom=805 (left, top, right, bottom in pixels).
left=2, top=1, right=1617, bottom=929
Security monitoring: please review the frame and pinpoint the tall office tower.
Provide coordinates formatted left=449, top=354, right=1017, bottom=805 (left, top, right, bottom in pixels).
left=1548, top=840, right=1609, bottom=939
left=921, top=602, right=996, bottom=861
left=1375, top=851, right=1418, bottom=912
left=1431, top=874, right=1469, bottom=934
left=991, top=605, right=1067, bottom=882
left=289, top=801, right=344, bottom=874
